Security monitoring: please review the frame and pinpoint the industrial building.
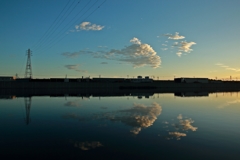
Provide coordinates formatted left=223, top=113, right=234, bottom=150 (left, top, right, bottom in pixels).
left=174, top=78, right=208, bottom=83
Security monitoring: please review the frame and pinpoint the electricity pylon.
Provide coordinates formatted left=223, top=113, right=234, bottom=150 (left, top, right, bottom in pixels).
left=25, top=49, right=32, bottom=78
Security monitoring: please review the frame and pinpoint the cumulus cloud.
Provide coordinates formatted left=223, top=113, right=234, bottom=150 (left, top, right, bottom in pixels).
left=106, top=40, right=161, bottom=68
left=101, top=62, right=108, bottom=64
left=99, top=102, right=162, bottom=134
left=179, top=41, right=196, bottom=53
left=64, top=64, right=87, bottom=73
left=164, top=32, right=185, bottom=40
left=62, top=38, right=161, bottom=68
left=75, top=22, right=104, bottom=31
left=74, top=141, right=103, bottom=150
left=130, top=37, right=141, bottom=45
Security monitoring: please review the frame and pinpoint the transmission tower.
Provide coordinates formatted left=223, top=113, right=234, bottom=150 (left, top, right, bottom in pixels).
left=24, top=97, right=32, bottom=125
left=25, top=49, right=32, bottom=78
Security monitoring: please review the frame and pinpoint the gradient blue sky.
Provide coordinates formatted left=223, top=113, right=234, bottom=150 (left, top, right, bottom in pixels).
left=1, top=0, right=240, bottom=79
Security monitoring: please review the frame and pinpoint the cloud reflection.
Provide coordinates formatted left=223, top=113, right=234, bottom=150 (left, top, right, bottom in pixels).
left=64, top=101, right=80, bottom=107
left=74, top=141, right=103, bottom=151
left=164, top=114, right=197, bottom=140
left=168, top=132, right=186, bottom=140
left=62, top=113, right=85, bottom=121
left=102, top=102, right=162, bottom=134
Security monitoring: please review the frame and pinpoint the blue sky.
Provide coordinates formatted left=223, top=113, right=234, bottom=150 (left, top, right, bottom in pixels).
left=1, top=0, right=240, bottom=80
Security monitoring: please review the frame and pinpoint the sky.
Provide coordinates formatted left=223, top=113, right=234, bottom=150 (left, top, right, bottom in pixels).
left=1, top=0, right=240, bottom=80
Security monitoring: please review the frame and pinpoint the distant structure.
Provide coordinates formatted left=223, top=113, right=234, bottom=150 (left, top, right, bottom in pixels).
left=25, top=49, right=32, bottom=78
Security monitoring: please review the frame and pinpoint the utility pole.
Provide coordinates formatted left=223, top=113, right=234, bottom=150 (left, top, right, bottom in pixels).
left=25, top=49, right=32, bottom=78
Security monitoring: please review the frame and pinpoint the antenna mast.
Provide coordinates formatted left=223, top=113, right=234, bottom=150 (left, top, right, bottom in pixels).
left=25, top=49, right=32, bottom=78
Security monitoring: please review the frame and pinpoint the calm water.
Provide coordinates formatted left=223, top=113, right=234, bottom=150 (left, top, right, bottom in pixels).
left=0, top=92, right=240, bottom=159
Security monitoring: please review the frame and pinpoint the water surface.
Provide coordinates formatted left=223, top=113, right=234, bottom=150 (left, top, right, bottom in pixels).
left=0, top=92, right=240, bottom=159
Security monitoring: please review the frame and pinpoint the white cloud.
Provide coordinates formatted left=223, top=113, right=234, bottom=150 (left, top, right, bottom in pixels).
left=106, top=39, right=161, bottom=68
left=164, top=32, right=185, bottom=40
left=179, top=41, right=196, bottom=53
left=176, top=52, right=182, bottom=57
left=76, top=22, right=104, bottom=31
left=130, top=37, right=141, bottom=45
left=62, top=38, right=161, bottom=68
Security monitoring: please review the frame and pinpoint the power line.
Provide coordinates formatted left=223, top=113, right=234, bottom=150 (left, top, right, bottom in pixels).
left=31, top=0, right=71, bottom=49
left=35, top=0, right=107, bottom=54
left=33, top=0, right=78, bottom=51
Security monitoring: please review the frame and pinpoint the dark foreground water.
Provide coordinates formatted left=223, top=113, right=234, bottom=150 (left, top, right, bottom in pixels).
left=0, top=92, right=240, bottom=159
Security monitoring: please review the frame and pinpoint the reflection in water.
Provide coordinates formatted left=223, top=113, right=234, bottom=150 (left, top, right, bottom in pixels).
left=62, top=113, right=85, bottom=121
left=1, top=93, right=240, bottom=159
left=168, top=132, right=186, bottom=140
left=174, top=114, right=198, bottom=131
left=166, top=114, right=197, bottom=140
left=64, top=101, right=80, bottom=107
left=218, top=99, right=240, bottom=109
left=74, top=141, right=103, bottom=151
left=24, top=97, right=31, bottom=125
left=101, top=102, right=162, bottom=134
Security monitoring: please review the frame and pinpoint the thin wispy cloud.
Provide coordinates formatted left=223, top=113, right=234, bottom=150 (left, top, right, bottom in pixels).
left=215, top=63, right=240, bottom=72
left=218, top=99, right=240, bottom=109
left=161, top=48, right=168, bottom=51
left=176, top=52, right=182, bottom=57
left=64, top=64, right=87, bottom=73
left=172, top=42, right=179, bottom=46
left=164, top=32, right=185, bottom=40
